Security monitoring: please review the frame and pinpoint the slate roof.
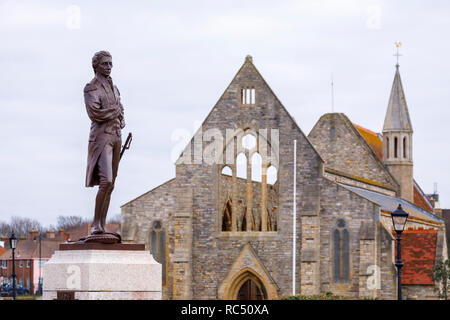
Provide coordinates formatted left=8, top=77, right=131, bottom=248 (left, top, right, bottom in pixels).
left=340, top=184, right=443, bottom=224
left=383, top=65, right=413, bottom=132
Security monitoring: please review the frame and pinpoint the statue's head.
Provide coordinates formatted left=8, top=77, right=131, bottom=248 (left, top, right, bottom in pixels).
left=92, top=51, right=112, bottom=77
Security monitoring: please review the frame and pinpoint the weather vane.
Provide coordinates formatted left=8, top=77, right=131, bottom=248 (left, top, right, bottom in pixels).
left=394, top=42, right=402, bottom=66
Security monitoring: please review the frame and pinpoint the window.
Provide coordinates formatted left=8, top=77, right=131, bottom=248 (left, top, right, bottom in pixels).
left=221, top=166, right=232, bottom=176
left=1, top=260, right=7, bottom=269
left=150, top=221, right=166, bottom=285
left=222, top=199, right=233, bottom=231
left=19, top=260, right=23, bottom=268
left=251, top=153, right=262, bottom=182
left=266, top=165, right=277, bottom=185
left=333, top=219, right=350, bottom=283
left=26, top=260, right=30, bottom=268
left=394, top=137, right=398, bottom=158
left=241, top=87, right=256, bottom=105
left=236, top=153, right=247, bottom=179
left=242, top=134, right=256, bottom=150
left=403, top=137, right=407, bottom=158
left=220, top=130, right=279, bottom=232
left=386, top=137, right=390, bottom=158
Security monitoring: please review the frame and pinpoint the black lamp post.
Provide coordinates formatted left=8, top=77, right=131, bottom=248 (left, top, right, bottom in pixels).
left=33, top=233, right=43, bottom=295
left=38, top=233, right=42, bottom=295
left=391, top=204, right=409, bottom=301
left=9, top=233, right=17, bottom=300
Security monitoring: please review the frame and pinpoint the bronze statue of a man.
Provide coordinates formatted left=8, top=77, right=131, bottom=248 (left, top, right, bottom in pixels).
left=84, top=51, right=125, bottom=240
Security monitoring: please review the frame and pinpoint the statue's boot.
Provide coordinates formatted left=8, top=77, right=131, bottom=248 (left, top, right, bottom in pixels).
left=100, top=185, right=114, bottom=232
left=91, top=185, right=110, bottom=234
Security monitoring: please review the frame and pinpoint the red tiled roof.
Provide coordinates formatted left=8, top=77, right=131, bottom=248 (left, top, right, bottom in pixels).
left=0, top=239, right=61, bottom=260
left=353, top=124, right=383, bottom=160
left=414, top=185, right=434, bottom=212
left=65, top=223, right=120, bottom=242
left=353, top=123, right=434, bottom=213
left=394, top=229, right=438, bottom=285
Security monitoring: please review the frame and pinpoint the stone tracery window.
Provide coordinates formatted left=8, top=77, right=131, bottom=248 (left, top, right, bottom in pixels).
left=220, top=130, right=278, bottom=232
left=333, top=219, right=350, bottom=283
left=150, top=220, right=166, bottom=285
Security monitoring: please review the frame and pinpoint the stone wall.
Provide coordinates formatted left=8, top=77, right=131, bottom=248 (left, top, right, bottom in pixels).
left=308, top=113, right=398, bottom=193
left=318, top=177, right=382, bottom=298
left=120, top=57, right=445, bottom=301
left=403, top=285, right=437, bottom=300
left=121, top=178, right=176, bottom=299
left=173, top=57, right=325, bottom=299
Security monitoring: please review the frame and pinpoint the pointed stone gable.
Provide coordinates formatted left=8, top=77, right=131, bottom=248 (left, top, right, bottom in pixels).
left=383, top=65, right=413, bottom=132
left=176, top=55, right=323, bottom=165
left=308, top=113, right=399, bottom=192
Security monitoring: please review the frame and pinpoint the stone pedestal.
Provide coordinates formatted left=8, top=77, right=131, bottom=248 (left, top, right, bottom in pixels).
left=42, top=243, right=161, bottom=300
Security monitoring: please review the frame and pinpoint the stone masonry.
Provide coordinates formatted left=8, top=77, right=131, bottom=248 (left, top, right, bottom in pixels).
left=121, top=57, right=447, bottom=300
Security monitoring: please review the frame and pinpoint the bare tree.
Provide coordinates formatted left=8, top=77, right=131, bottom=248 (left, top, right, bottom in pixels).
left=56, top=215, right=87, bottom=231
left=1, top=217, right=43, bottom=237
left=0, top=221, right=12, bottom=237
left=107, top=213, right=121, bottom=224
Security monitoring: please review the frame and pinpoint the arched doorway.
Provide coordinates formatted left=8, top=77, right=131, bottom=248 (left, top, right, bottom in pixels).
left=231, top=270, right=267, bottom=300
left=237, top=278, right=266, bottom=300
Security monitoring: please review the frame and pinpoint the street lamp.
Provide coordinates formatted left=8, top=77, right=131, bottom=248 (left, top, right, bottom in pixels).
left=9, top=233, right=17, bottom=300
left=38, top=233, right=42, bottom=295
left=34, top=233, right=42, bottom=295
left=391, top=204, right=409, bottom=300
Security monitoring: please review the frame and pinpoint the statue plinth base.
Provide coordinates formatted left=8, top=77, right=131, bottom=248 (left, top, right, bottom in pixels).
left=70, top=232, right=122, bottom=244
left=42, top=243, right=161, bottom=300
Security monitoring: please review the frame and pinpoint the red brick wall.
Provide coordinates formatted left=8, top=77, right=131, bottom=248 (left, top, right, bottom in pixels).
left=0, top=259, right=34, bottom=292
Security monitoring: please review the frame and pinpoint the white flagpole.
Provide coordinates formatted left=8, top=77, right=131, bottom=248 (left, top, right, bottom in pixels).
left=293, top=139, right=297, bottom=296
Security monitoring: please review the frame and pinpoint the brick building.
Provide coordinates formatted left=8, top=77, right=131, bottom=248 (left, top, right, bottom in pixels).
left=0, top=230, right=65, bottom=294
left=121, top=57, right=447, bottom=300
left=0, top=223, right=120, bottom=294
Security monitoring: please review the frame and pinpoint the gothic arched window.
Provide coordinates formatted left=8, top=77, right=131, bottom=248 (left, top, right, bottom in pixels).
left=220, top=130, right=279, bottom=232
left=333, top=219, right=350, bottom=283
left=403, top=137, right=407, bottom=159
left=150, top=220, right=166, bottom=285
left=394, top=137, right=398, bottom=158
left=222, top=199, right=232, bottom=231
left=386, top=137, right=390, bottom=159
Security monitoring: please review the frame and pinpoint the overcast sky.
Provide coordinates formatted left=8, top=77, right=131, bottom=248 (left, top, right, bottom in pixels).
left=1, top=0, right=449, bottom=227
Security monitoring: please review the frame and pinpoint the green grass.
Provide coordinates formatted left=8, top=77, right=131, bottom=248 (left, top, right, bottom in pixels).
left=280, top=292, right=378, bottom=300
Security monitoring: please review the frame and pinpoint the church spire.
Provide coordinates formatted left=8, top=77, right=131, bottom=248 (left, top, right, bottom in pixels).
left=382, top=64, right=413, bottom=132
left=382, top=63, right=414, bottom=203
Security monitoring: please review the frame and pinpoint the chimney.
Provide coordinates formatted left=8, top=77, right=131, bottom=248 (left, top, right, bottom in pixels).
left=46, top=229, right=55, bottom=239
left=29, top=229, right=39, bottom=240
left=58, top=229, right=64, bottom=237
